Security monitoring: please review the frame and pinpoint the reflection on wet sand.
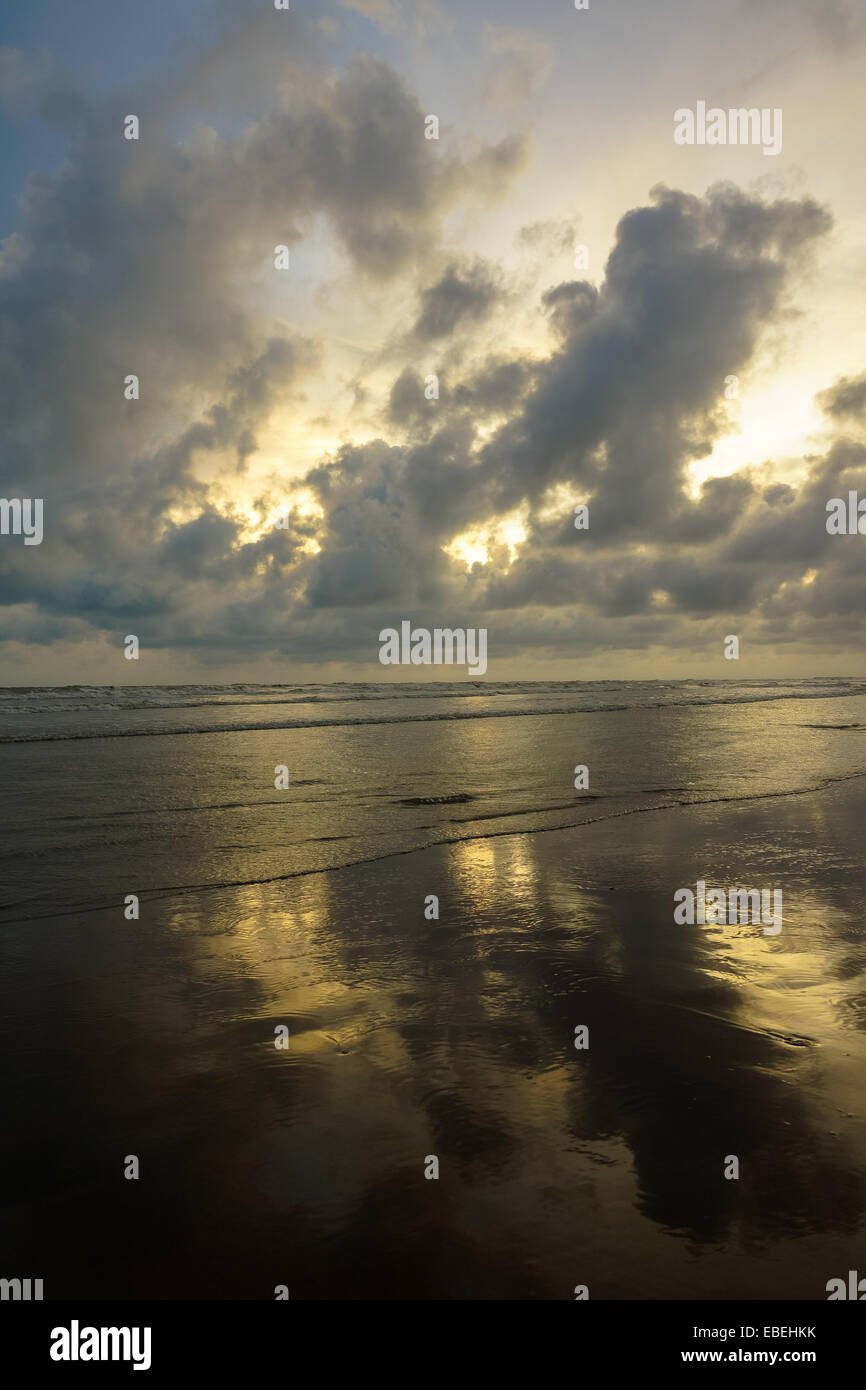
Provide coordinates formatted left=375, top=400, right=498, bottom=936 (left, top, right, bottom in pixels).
left=2, top=766, right=865, bottom=1299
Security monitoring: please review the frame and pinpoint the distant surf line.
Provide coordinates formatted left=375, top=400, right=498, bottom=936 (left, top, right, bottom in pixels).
left=3, top=684, right=866, bottom=744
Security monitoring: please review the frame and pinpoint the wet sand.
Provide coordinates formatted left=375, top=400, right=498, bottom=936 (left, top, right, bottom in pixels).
left=1, top=771, right=865, bottom=1299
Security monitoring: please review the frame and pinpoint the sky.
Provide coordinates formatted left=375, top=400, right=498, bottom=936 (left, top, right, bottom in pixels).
left=1, top=0, right=866, bottom=683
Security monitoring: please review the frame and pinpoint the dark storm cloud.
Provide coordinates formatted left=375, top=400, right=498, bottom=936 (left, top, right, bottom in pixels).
left=539, top=280, right=599, bottom=339
left=475, top=423, right=866, bottom=646
left=386, top=368, right=434, bottom=430
left=464, top=184, right=832, bottom=535
left=411, top=259, right=504, bottom=341
left=304, top=438, right=459, bottom=610
left=237, top=59, right=525, bottom=279
left=451, top=357, right=534, bottom=417
left=817, top=373, right=866, bottom=420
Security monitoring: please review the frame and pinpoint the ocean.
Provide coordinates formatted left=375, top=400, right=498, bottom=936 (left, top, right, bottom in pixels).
left=1, top=678, right=865, bottom=1297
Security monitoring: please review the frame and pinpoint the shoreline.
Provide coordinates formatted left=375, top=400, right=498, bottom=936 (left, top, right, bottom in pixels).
left=8, top=762, right=866, bottom=925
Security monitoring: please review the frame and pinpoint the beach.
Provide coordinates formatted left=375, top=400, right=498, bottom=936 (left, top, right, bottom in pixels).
left=1, top=681, right=865, bottom=1298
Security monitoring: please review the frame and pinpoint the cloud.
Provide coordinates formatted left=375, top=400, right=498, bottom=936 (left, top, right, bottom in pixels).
left=3, top=7, right=862, bottom=674
left=817, top=373, right=866, bottom=420
left=483, top=26, right=555, bottom=109
left=337, top=0, right=452, bottom=38
left=0, top=12, right=526, bottom=660
left=411, top=259, right=504, bottom=342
